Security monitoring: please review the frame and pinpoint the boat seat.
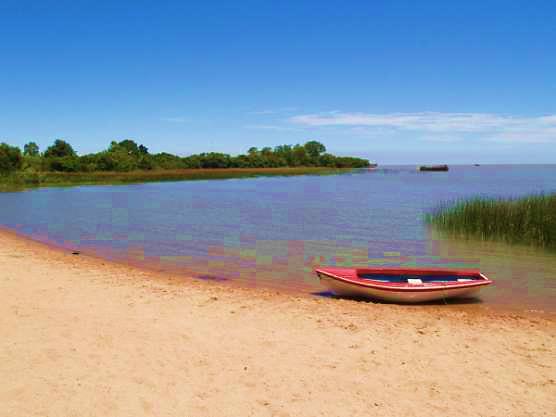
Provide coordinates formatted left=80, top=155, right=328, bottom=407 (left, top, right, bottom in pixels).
left=407, top=278, right=423, bottom=285
left=457, top=278, right=473, bottom=282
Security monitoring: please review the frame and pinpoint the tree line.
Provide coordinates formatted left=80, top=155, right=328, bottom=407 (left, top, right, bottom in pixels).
left=0, top=139, right=370, bottom=174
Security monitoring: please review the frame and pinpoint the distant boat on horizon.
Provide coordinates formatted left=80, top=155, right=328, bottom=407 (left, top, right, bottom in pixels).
left=419, top=164, right=449, bottom=172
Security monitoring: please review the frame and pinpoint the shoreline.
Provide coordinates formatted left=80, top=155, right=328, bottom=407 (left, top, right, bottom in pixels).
left=2, top=225, right=554, bottom=318
left=1, top=227, right=555, bottom=416
left=0, top=167, right=352, bottom=191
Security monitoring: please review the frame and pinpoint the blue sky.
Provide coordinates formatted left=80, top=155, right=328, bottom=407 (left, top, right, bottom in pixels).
left=1, top=0, right=555, bottom=164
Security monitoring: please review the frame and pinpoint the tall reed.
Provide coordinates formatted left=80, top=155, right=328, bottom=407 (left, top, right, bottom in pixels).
left=426, top=194, right=556, bottom=248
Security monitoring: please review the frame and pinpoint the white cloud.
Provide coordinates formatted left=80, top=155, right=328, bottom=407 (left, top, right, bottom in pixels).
left=289, top=111, right=556, bottom=142
left=487, top=128, right=556, bottom=144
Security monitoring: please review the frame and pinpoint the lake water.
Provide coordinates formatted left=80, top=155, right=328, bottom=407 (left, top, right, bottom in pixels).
left=1, top=165, right=555, bottom=312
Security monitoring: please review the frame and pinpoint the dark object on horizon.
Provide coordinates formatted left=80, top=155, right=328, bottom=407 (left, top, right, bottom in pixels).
left=474, top=164, right=480, bottom=166
left=419, top=165, right=449, bottom=172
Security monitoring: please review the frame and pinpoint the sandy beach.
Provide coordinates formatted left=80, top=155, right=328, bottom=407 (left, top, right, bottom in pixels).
left=1, top=229, right=555, bottom=417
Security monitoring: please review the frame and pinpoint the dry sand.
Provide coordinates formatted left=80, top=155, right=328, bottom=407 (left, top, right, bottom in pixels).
left=1, top=229, right=555, bottom=417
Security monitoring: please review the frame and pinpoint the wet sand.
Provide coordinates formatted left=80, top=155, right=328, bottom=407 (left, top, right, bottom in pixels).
left=1, top=229, right=555, bottom=416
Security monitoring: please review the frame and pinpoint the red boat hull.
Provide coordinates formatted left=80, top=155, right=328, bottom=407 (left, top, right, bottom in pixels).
left=315, top=266, right=493, bottom=303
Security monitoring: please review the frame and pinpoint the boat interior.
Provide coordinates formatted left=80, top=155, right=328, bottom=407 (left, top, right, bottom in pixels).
left=357, top=273, right=481, bottom=284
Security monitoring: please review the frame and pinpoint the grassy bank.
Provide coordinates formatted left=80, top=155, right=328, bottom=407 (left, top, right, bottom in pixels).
left=426, top=194, right=556, bottom=248
left=0, top=167, right=348, bottom=191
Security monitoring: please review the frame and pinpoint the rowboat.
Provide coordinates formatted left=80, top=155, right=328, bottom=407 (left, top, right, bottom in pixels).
left=315, top=266, right=493, bottom=303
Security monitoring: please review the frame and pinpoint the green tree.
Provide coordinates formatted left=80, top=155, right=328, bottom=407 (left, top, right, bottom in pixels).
left=44, top=139, right=76, bottom=158
left=23, top=141, right=40, bottom=156
left=110, top=139, right=140, bottom=155
left=304, top=140, right=326, bottom=161
left=232, top=154, right=251, bottom=168
left=101, top=140, right=151, bottom=171
left=292, top=144, right=308, bottom=166
left=151, top=153, right=185, bottom=169
left=138, top=156, right=154, bottom=170
left=78, top=153, right=101, bottom=172
left=108, top=151, right=138, bottom=171
left=334, top=156, right=369, bottom=168
left=0, top=143, right=23, bottom=173
left=183, top=155, right=202, bottom=169
left=199, top=152, right=232, bottom=168
left=274, top=145, right=294, bottom=166
left=46, top=156, right=81, bottom=172
left=104, top=140, right=139, bottom=171
left=319, top=153, right=336, bottom=167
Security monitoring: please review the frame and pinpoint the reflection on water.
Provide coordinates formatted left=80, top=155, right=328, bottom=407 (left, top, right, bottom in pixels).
left=0, top=165, right=555, bottom=312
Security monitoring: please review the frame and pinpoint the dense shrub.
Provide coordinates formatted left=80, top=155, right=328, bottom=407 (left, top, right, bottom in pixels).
left=44, top=139, right=76, bottom=158
left=23, top=142, right=40, bottom=156
left=45, top=156, right=81, bottom=172
left=150, top=153, right=185, bottom=170
left=0, top=139, right=370, bottom=175
left=0, top=143, right=23, bottom=173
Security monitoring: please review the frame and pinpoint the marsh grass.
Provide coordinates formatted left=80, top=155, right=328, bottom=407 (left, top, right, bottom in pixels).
left=426, top=194, right=556, bottom=248
left=0, top=167, right=345, bottom=191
